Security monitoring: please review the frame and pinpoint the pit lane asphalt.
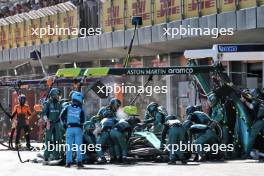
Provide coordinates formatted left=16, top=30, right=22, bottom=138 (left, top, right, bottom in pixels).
left=0, top=145, right=263, bottom=176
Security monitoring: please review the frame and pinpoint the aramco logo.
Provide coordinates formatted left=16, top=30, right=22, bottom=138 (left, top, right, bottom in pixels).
left=218, top=45, right=238, bottom=52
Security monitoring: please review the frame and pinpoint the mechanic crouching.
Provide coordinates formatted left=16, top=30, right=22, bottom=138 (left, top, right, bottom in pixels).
left=96, top=98, right=121, bottom=164
left=241, top=89, right=264, bottom=156
left=160, top=115, right=189, bottom=165
left=110, top=119, right=132, bottom=163
left=189, top=124, right=219, bottom=161
left=82, top=120, right=97, bottom=164
left=60, top=92, right=85, bottom=168
left=144, top=102, right=167, bottom=133
left=96, top=117, right=117, bottom=164
left=183, top=106, right=221, bottom=161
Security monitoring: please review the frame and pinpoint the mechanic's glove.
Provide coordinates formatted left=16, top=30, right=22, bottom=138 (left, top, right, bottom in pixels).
left=46, top=120, right=51, bottom=130
left=12, top=120, right=18, bottom=128
left=26, top=119, right=30, bottom=126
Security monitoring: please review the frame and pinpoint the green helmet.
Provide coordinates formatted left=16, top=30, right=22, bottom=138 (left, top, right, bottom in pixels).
left=110, top=98, right=121, bottom=111
left=90, top=115, right=101, bottom=124
left=158, top=105, right=168, bottom=116
left=208, top=93, right=218, bottom=107
left=185, top=105, right=195, bottom=115
left=194, top=104, right=202, bottom=111
left=83, top=121, right=95, bottom=132
left=147, top=102, right=159, bottom=114
left=49, top=88, right=61, bottom=102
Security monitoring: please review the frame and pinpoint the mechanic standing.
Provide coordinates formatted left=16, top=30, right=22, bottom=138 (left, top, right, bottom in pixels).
left=42, top=88, right=62, bottom=162
left=60, top=91, right=85, bottom=168
left=11, top=94, right=32, bottom=150
left=208, top=93, right=231, bottom=158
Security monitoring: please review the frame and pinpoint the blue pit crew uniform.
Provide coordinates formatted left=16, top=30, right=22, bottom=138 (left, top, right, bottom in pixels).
left=60, top=92, right=85, bottom=167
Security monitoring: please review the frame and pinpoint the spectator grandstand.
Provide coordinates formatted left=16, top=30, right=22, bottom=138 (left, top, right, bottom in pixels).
left=0, top=0, right=84, bottom=18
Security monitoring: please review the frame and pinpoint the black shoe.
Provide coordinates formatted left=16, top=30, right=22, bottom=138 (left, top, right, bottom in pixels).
left=109, top=158, right=117, bottom=164
left=168, top=160, right=176, bottom=165
left=8, top=141, right=14, bottom=149
left=65, top=163, right=72, bottom=168
left=122, top=156, right=129, bottom=164
left=181, top=160, right=187, bottom=165
left=116, top=157, right=123, bottom=163
left=192, top=153, right=200, bottom=161
left=153, top=155, right=163, bottom=162
left=42, top=160, right=49, bottom=166
left=198, top=155, right=207, bottom=162
left=241, top=154, right=249, bottom=159
left=77, top=162, right=84, bottom=168
left=27, top=145, right=33, bottom=151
